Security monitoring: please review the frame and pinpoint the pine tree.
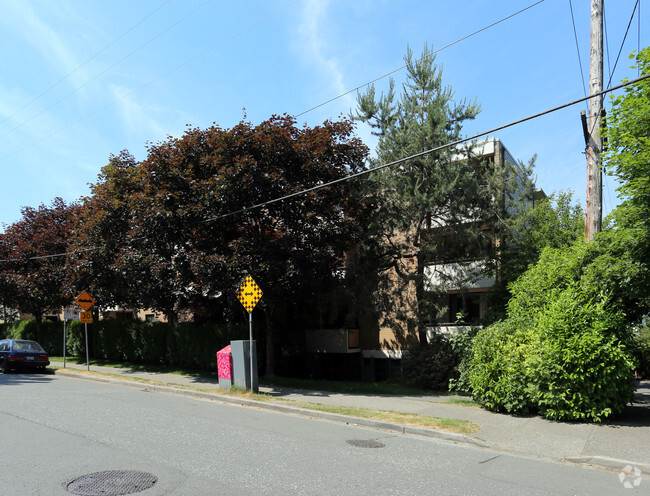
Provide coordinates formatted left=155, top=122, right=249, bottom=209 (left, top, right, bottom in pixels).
left=352, top=44, right=503, bottom=344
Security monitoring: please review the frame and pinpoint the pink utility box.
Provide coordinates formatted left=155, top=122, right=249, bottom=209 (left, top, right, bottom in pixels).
left=216, top=345, right=233, bottom=389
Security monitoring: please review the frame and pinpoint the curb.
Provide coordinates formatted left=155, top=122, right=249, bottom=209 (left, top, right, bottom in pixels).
left=562, top=456, right=650, bottom=475
left=53, top=368, right=648, bottom=475
left=53, top=369, right=489, bottom=449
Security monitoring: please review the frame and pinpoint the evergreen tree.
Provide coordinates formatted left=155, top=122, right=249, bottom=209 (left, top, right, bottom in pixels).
left=352, top=45, right=503, bottom=344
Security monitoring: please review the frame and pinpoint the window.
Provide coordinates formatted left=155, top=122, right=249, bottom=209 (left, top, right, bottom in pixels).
left=448, top=293, right=482, bottom=324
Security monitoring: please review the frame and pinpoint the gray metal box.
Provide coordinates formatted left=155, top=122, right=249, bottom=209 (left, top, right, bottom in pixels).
left=231, top=340, right=258, bottom=392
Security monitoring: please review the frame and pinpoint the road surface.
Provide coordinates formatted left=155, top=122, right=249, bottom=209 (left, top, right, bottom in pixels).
left=0, top=372, right=643, bottom=495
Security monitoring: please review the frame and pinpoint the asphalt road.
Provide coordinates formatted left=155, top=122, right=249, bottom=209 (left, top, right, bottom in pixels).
left=0, top=372, right=644, bottom=495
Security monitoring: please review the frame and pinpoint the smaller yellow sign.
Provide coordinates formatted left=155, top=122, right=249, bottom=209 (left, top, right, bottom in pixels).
left=80, top=311, right=93, bottom=324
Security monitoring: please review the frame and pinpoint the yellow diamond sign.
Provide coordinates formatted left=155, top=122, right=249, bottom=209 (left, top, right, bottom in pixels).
left=237, top=276, right=262, bottom=313
left=75, top=290, right=95, bottom=311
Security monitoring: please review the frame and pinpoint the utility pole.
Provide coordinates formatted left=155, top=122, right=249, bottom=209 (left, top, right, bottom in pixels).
left=585, top=0, right=603, bottom=240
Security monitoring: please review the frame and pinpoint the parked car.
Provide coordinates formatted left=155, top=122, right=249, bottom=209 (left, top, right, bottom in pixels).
left=0, top=339, right=50, bottom=373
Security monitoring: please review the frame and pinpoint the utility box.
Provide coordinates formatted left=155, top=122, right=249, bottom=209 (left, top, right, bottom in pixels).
left=216, top=345, right=233, bottom=389
left=231, top=340, right=258, bottom=392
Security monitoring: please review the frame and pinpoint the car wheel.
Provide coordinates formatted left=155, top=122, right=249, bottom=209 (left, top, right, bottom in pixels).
left=0, top=359, right=5, bottom=373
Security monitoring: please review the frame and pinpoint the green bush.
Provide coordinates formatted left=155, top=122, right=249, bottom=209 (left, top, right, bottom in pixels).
left=1, top=319, right=64, bottom=354
left=467, top=242, right=636, bottom=422
left=401, top=331, right=458, bottom=391
left=448, top=329, right=478, bottom=394
left=632, top=323, right=650, bottom=379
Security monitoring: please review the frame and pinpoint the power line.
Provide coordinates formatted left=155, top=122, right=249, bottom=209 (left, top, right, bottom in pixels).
left=568, top=0, right=588, bottom=104
left=603, top=3, right=612, bottom=84
left=1, top=0, right=539, bottom=162
left=607, top=0, right=640, bottom=88
left=0, top=247, right=99, bottom=264
left=1, top=0, right=214, bottom=140
left=295, top=0, right=545, bottom=117
left=0, top=0, right=301, bottom=164
left=639, top=0, right=642, bottom=77
left=585, top=0, right=640, bottom=140
left=204, top=74, right=650, bottom=224
left=0, top=0, right=173, bottom=128
left=2, top=66, right=648, bottom=263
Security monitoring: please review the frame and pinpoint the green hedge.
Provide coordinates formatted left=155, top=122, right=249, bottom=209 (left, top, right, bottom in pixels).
left=2, top=319, right=250, bottom=371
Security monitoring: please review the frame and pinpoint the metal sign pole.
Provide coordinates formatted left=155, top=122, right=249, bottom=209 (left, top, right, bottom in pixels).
left=84, top=323, right=89, bottom=371
left=249, top=311, right=253, bottom=392
left=236, top=276, right=261, bottom=392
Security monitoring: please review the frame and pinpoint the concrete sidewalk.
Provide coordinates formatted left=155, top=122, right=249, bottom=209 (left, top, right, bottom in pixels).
left=49, top=361, right=650, bottom=475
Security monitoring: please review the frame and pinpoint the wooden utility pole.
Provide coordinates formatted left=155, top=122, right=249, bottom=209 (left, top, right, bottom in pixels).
left=585, top=0, right=603, bottom=240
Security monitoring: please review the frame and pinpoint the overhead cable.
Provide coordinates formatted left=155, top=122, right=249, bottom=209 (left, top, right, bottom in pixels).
left=0, top=0, right=173, bottom=128
left=0, top=0, right=302, bottom=164
left=0, top=0, right=214, bottom=140
left=568, top=0, right=588, bottom=102
left=202, top=72, right=649, bottom=221
left=606, top=0, right=640, bottom=88
left=295, top=0, right=545, bottom=117
left=2, top=73, right=648, bottom=264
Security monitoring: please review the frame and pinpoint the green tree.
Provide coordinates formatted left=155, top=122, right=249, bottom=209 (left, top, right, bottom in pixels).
left=600, top=47, right=650, bottom=321
left=352, top=44, right=503, bottom=344
left=603, top=48, right=650, bottom=233
left=76, top=115, right=368, bottom=373
left=71, top=151, right=144, bottom=312
left=464, top=48, right=650, bottom=420
left=488, top=190, right=585, bottom=317
left=0, top=198, right=78, bottom=339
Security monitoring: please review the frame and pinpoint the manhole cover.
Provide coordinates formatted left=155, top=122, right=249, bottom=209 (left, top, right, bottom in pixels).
left=65, top=470, right=157, bottom=496
left=346, top=439, right=386, bottom=448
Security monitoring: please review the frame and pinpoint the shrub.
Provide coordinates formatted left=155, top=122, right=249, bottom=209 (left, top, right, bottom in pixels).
left=401, top=331, right=458, bottom=391
left=632, top=322, right=650, bottom=379
left=467, top=242, right=636, bottom=422
left=448, top=329, right=478, bottom=394
left=1, top=319, right=63, bottom=354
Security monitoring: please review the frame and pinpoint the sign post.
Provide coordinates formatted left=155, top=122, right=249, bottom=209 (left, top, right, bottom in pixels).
left=75, top=291, right=95, bottom=371
left=236, top=276, right=262, bottom=391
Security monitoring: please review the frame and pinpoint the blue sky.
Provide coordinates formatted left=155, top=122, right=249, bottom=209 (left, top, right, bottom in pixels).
left=1, top=0, right=647, bottom=230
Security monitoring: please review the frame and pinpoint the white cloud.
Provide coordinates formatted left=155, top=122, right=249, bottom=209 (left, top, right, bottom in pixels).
left=294, top=0, right=354, bottom=109
left=110, top=84, right=167, bottom=139
left=3, top=1, right=91, bottom=88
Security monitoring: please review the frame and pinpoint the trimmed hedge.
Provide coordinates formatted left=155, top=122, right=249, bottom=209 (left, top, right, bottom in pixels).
left=2, top=319, right=250, bottom=371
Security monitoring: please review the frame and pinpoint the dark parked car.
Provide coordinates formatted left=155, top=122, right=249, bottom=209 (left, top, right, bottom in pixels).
left=0, top=339, right=50, bottom=373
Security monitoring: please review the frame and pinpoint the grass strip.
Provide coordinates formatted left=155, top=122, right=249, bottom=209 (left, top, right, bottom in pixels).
left=52, top=367, right=270, bottom=401
left=52, top=367, right=479, bottom=433
left=282, top=401, right=479, bottom=434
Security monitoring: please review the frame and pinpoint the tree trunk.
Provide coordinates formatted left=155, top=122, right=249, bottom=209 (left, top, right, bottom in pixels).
left=265, top=316, right=275, bottom=377
left=416, top=252, right=428, bottom=345
left=34, top=311, right=43, bottom=343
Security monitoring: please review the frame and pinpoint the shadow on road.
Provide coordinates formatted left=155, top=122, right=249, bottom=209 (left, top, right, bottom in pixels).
left=0, top=370, right=55, bottom=386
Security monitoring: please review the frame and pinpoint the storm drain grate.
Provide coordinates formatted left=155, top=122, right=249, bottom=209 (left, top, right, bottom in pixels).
left=65, top=470, right=157, bottom=496
left=346, top=439, right=386, bottom=448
